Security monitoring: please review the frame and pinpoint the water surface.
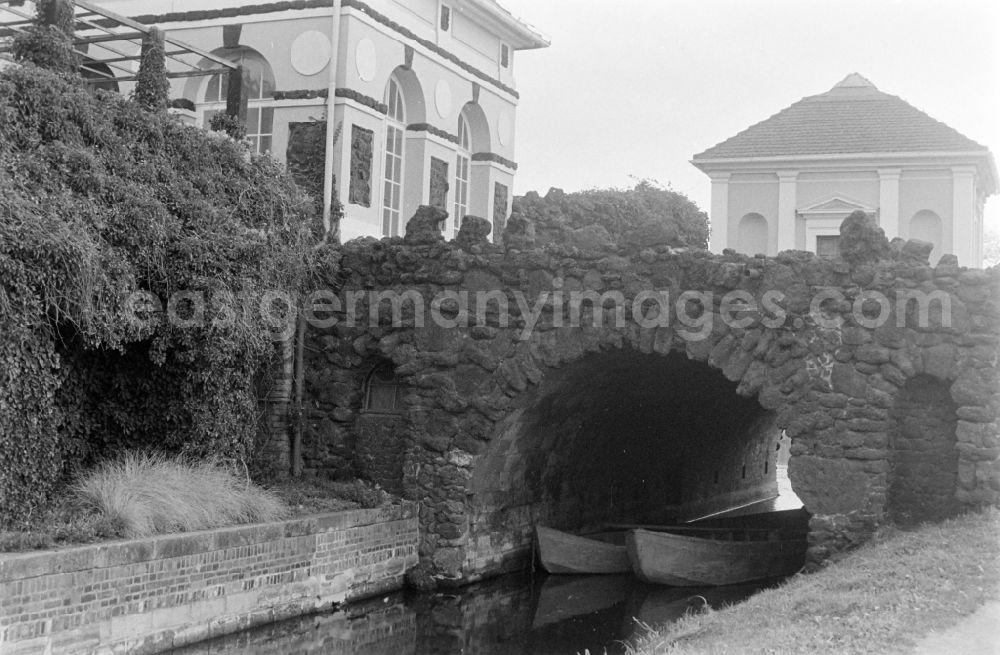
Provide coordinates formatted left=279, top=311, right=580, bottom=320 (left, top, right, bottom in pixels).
left=169, top=572, right=772, bottom=655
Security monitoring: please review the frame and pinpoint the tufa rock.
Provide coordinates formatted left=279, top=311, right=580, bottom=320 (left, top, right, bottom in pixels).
left=900, top=239, right=934, bottom=264
left=565, top=223, right=614, bottom=251
left=404, top=205, right=448, bottom=244
left=620, top=221, right=686, bottom=250
left=502, top=209, right=536, bottom=250
left=839, top=210, right=890, bottom=265
left=455, top=215, right=492, bottom=252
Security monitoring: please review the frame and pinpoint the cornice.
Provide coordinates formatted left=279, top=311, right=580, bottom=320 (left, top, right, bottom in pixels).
left=113, top=0, right=520, bottom=100
left=272, top=88, right=388, bottom=114
left=471, top=151, right=518, bottom=170
left=691, top=150, right=998, bottom=195
left=407, top=123, right=460, bottom=145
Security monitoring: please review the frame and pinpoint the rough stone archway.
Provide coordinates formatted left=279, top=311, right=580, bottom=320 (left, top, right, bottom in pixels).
left=296, top=208, right=1000, bottom=582
left=464, top=348, right=786, bottom=577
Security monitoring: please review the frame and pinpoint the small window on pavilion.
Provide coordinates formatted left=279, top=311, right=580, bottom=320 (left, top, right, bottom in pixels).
left=440, top=4, right=451, bottom=31
left=500, top=43, right=510, bottom=68
left=364, top=361, right=403, bottom=414
left=816, top=235, right=841, bottom=260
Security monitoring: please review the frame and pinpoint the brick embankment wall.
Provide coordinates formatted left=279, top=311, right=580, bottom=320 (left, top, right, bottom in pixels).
left=0, top=504, right=418, bottom=655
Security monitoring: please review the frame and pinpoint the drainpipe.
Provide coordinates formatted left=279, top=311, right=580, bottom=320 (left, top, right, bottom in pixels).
left=292, top=0, right=342, bottom=477
left=322, top=0, right=343, bottom=241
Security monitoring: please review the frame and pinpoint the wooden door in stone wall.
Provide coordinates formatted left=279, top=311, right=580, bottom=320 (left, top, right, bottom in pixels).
left=356, top=361, right=407, bottom=494
left=355, top=414, right=406, bottom=494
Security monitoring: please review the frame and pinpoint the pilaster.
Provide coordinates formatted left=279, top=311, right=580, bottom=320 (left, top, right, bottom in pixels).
left=951, top=166, right=977, bottom=266
left=709, top=172, right=731, bottom=252
left=877, top=168, right=901, bottom=240
left=776, top=171, right=798, bottom=253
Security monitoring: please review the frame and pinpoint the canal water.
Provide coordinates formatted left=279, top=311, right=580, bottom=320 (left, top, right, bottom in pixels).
left=168, top=572, right=775, bottom=655
left=170, top=467, right=802, bottom=654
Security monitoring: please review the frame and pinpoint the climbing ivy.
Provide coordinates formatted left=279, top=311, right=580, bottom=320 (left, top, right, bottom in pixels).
left=134, top=28, right=170, bottom=112
left=0, top=62, right=329, bottom=528
left=10, top=0, right=77, bottom=74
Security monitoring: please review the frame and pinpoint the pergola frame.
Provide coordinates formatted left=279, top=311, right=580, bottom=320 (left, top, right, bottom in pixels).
left=0, top=0, right=241, bottom=93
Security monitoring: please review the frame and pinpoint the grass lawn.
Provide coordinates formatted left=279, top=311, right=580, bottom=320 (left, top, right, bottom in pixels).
left=629, top=508, right=1000, bottom=655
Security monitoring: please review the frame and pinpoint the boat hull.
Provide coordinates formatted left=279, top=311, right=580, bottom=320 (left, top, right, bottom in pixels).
left=536, top=526, right=631, bottom=574
left=626, top=528, right=806, bottom=586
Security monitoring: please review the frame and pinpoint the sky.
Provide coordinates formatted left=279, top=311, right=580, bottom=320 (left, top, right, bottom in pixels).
left=498, top=0, right=1000, bottom=233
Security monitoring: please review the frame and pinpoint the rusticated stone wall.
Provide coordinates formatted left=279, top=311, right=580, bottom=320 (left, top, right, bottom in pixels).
left=429, top=157, right=449, bottom=211
left=348, top=125, right=373, bottom=207
left=301, top=208, right=999, bottom=581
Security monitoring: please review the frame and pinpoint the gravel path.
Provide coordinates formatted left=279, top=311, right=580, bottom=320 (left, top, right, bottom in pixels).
left=911, top=600, right=1000, bottom=655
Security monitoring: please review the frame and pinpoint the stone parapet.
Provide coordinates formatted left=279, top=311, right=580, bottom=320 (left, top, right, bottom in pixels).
left=300, top=208, right=1000, bottom=579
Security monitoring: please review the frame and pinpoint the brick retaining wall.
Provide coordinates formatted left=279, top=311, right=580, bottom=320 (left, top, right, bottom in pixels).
left=0, top=504, right=418, bottom=655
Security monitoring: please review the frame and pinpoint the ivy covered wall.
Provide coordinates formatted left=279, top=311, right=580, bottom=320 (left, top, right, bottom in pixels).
left=0, top=61, right=322, bottom=527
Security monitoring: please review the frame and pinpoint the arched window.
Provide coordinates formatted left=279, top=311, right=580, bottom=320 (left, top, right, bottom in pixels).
left=382, top=76, right=406, bottom=237
left=201, top=49, right=275, bottom=154
left=363, top=361, right=403, bottom=414
left=738, top=212, right=769, bottom=256
left=80, top=59, right=119, bottom=93
left=453, top=112, right=472, bottom=236
left=910, top=210, right=943, bottom=260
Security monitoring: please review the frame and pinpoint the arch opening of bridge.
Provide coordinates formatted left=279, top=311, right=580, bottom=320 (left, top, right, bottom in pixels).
left=467, top=349, right=791, bottom=568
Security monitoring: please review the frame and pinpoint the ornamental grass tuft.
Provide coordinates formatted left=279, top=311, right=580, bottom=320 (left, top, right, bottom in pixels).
left=75, top=452, right=287, bottom=538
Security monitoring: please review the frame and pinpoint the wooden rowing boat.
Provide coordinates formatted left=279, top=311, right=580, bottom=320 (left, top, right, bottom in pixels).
left=535, top=525, right=631, bottom=574
left=625, top=527, right=807, bottom=586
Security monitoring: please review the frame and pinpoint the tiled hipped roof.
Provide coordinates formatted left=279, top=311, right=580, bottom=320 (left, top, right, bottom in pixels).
left=693, top=74, right=988, bottom=160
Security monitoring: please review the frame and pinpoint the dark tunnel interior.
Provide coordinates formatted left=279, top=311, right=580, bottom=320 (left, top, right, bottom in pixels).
left=472, top=349, right=781, bottom=534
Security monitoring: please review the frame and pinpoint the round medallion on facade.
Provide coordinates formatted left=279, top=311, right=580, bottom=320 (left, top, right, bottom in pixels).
left=434, top=79, right=452, bottom=119
left=497, top=111, right=512, bottom=146
left=355, top=38, right=377, bottom=82
left=290, top=30, right=331, bottom=76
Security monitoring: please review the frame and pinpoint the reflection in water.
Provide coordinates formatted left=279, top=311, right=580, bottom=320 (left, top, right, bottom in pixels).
left=169, top=572, right=773, bottom=655
left=169, top=475, right=802, bottom=654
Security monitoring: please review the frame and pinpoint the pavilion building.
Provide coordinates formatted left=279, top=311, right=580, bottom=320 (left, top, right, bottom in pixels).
left=692, top=74, right=997, bottom=266
left=92, top=0, right=548, bottom=240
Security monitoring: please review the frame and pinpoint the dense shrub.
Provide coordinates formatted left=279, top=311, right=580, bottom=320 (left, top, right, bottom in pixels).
left=514, top=179, right=710, bottom=249
left=209, top=111, right=247, bottom=140
left=0, top=63, right=328, bottom=527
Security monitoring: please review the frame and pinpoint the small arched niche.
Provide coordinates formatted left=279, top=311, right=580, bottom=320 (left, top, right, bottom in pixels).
left=363, top=360, right=403, bottom=414
left=738, top=212, right=769, bottom=256
left=909, top=210, right=943, bottom=261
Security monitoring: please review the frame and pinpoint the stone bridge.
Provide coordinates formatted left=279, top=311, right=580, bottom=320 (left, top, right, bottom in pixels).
left=288, top=208, right=999, bottom=582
